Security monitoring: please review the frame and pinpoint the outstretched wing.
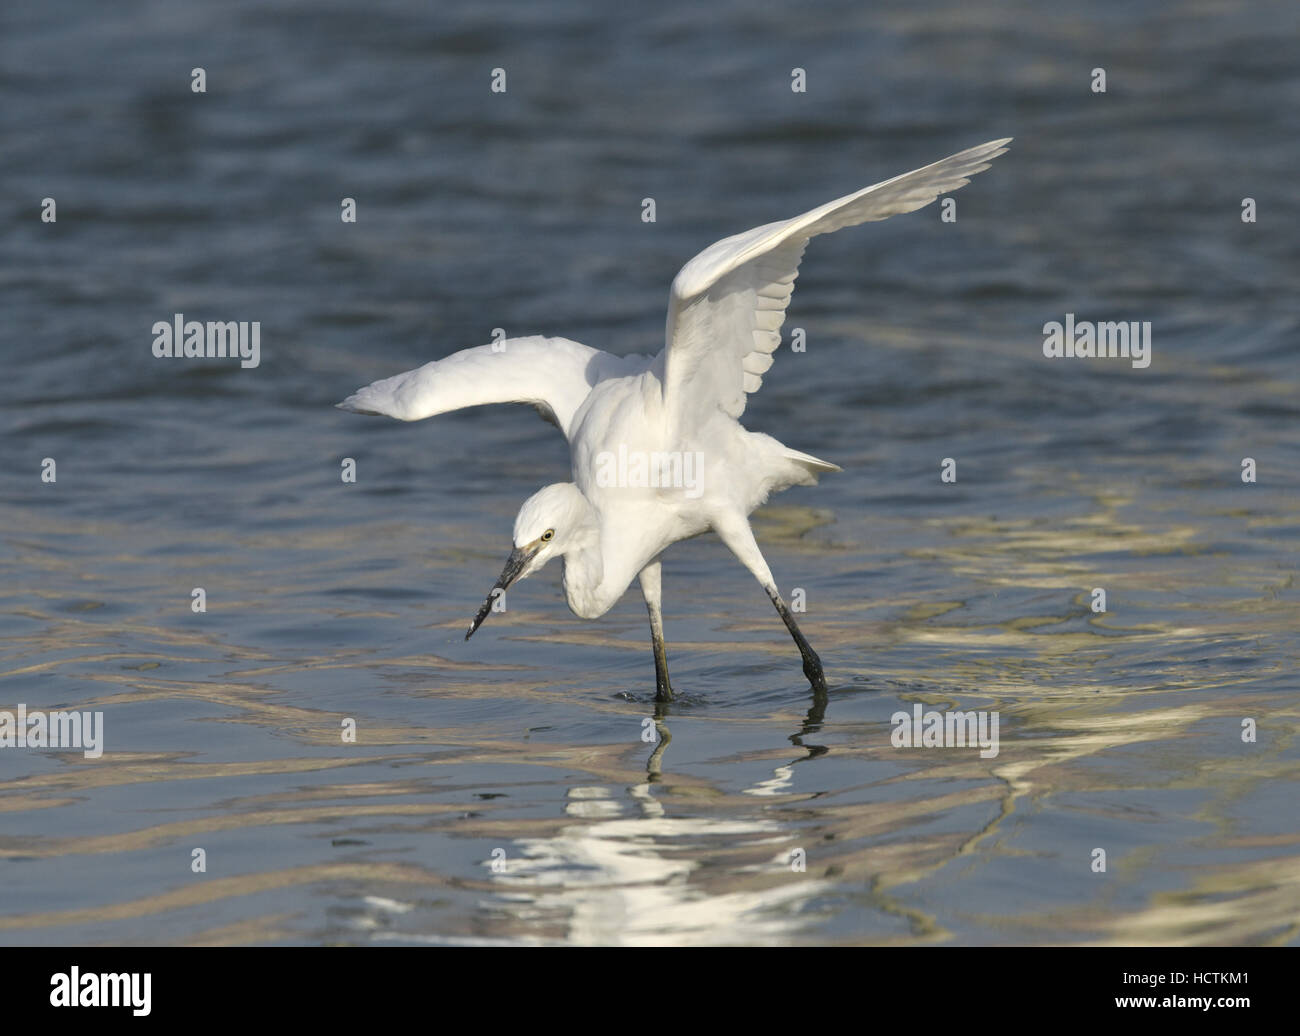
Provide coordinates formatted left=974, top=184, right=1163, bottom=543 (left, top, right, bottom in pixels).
left=337, top=335, right=641, bottom=441
left=662, top=138, right=1012, bottom=421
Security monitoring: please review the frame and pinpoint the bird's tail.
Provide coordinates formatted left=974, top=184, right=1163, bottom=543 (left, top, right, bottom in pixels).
left=784, top=447, right=841, bottom=482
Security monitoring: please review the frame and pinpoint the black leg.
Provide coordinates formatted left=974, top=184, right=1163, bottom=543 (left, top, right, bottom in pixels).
left=638, top=562, right=674, bottom=702
left=650, top=624, right=675, bottom=702
left=766, top=585, right=828, bottom=693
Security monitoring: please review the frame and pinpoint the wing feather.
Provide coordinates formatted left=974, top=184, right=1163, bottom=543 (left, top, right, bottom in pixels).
left=337, top=335, right=640, bottom=442
left=662, top=138, right=1011, bottom=420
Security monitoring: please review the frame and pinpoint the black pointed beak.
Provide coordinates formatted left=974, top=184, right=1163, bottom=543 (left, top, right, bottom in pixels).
left=465, top=546, right=535, bottom=640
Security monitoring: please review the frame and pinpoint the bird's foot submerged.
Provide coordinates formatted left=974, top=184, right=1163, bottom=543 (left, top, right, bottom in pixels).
left=801, top=652, right=829, bottom=695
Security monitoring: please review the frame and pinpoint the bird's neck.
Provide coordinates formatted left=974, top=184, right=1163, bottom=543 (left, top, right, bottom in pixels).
left=561, top=517, right=619, bottom=619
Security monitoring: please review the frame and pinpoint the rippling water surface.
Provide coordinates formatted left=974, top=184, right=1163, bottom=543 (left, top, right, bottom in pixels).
left=2, top=0, right=1298, bottom=945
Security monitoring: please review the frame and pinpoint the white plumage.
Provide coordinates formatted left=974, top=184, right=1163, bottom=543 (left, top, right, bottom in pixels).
left=339, top=138, right=1011, bottom=699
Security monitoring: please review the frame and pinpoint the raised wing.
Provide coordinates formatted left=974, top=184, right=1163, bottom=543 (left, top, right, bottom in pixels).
left=662, top=138, right=1012, bottom=420
left=337, top=335, right=639, bottom=441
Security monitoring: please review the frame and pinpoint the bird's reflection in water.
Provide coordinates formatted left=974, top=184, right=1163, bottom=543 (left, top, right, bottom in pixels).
left=742, top=685, right=831, bottom=798
left=646, top=683, right=829, bottom=789
left=474, top=684, right=836, bottom=944
left=482, top=780, right=828, bottom=945
left=645, top=699, right=672, bottom=783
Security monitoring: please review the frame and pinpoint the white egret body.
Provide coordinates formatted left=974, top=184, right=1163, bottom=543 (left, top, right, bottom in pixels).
left=340, top=139, right=1011, bottom=699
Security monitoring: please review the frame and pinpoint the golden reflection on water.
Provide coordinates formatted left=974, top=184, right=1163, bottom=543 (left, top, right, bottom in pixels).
left=1, top=486, right=1297, bottom=945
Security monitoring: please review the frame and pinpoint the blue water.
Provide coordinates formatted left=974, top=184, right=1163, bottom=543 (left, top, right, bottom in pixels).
left=1, top=0, right=1298, bottom=945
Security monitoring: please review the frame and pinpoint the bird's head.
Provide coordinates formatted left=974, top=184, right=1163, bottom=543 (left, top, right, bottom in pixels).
left=465, top=483, right=593, bottom=639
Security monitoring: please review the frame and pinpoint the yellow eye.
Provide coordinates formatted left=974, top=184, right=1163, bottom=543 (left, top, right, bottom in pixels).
left=541, top=529, right=555, bottom=542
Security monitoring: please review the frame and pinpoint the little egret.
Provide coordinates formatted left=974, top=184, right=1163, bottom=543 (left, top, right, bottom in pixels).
left=339, top=138, right=1011, bottom=700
